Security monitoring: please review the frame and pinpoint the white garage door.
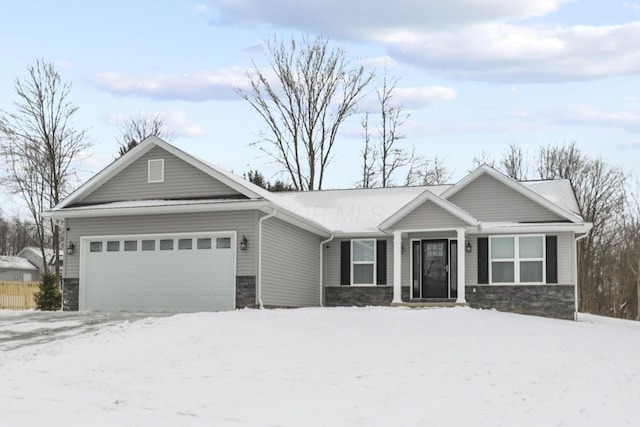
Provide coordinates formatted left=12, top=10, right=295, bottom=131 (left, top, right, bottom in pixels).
left=80, top=232, right=236, bottom=312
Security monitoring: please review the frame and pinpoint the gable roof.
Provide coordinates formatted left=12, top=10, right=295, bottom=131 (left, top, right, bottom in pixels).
left=53, top=136, right=273, bottom=210
left=442, top=165, right=584, bottom=223
left=272, top=185, right=452, bottom=234
left=47, top=138, right=588, bottom=237
left=379, top=188, right=478, bottom=230
left=0, top=256, right=38, bottom=271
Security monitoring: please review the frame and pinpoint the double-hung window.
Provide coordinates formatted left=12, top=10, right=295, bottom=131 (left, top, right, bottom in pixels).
left=490, top=235, right=545, bottom=284
left=352, top=239, right=376, bottom=285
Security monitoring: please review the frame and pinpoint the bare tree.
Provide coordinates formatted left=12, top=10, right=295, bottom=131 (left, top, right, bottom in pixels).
left=357, top=112, right=377, bottom=189
left=500, top=143, right=528, bottom=180
left=117, top=112, right=172, bottom=156
left=238, top=34, right=374, bottom=191
left=0, top=59, right=89, bottom=279
left=405, top=155, right=451, bottom=186
left=373, top=70, right=410, bottom=187
left=470, top=149, right=496, bottom=171
left=536, top=142, right=626, bottom=315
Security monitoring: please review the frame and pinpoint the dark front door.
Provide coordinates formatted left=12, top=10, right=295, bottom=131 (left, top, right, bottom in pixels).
left=421, top=240, right=449, bottom=298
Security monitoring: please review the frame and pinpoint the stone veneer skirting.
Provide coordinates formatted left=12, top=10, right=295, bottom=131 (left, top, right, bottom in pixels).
left=325, top=284, right=575, bottom=319
left=61, top=276, right=257, bottom=311
left=325, top=286, right=410, bottom=307
left=465, top=284, right=575, bottom=320
left=62, top=278, right=80, bottom=311
left=235, top=276, right=257, bottom=309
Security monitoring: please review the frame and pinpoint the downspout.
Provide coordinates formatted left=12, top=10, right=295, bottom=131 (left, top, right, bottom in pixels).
left=257, top=207, right=277, bottom=309
left=574, top=230, right=591, bottom=321
left=319, top=235, right=335, bottom=307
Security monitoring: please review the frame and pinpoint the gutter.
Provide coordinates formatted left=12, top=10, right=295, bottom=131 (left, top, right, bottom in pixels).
left=319, top=234, right=335, bottom=307
left=257, top=206, right=278, bottom=309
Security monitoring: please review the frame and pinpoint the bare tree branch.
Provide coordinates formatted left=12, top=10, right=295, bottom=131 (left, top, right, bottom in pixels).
left=0, top=59, right=90, bottom=279
left=237, top=34, right=374, bottom=191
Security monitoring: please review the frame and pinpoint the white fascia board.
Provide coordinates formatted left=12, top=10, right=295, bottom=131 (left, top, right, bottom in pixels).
left=442, top=165, right=583, bottom=224
left=379, top=188, right=477, bottom=230
left=44, top=200, right=271, bottom=219
left=473, top=222, right=593, bottom=234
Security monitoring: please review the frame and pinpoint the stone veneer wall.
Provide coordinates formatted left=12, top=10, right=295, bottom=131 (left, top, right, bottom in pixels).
left=325, top=286, right=410, bottom=307
left=236, top=276, right=257, bottom=309
left=61, top=276, right=257, bottom=311
left=465, top=285, right=575, bottom=320
left=62, top=278, right=79, bottom=311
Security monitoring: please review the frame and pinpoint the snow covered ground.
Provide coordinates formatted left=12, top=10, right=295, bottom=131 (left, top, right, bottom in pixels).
left=1, top=307, right=639, bottom=426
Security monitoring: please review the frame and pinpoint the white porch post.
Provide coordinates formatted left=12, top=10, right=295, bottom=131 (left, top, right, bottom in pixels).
left=456, top=228, right=466, bottom=304
left=392, top=231, right=403, bottom=303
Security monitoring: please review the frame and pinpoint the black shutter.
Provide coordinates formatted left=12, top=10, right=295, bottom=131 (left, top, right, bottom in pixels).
left=376, top=240, right=387, bottom=285
left=546, top=235, right=558, bottom=284
left=477, top=237, right=489, bottom=284
left=340, top=241, right=351, bottom=286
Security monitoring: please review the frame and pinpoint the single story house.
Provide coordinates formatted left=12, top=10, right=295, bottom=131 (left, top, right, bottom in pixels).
left=0, top=255, right=39, bottom=282
left=17, top=247, right=63, bottom=277
left=45, top=136, right=591, bottom=319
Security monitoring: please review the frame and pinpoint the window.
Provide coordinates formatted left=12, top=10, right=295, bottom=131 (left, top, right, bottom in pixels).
left=216, top=237, right=231, bottom=249
left=178, top=239, right=192, bottom=250
left=490, top=235, right=544, bottom=284
left=352, top=239, right=375, bottom=285
left=141, top=240, right=155, bottom=251
left=160, top=239, right=174, bottom=250
left=107, top=241, right=120, bottom=252
left=90, top=241, right=103, bottom=252
left=148, top=159, right=164, bottom=183
left=124, top=240, right=138, bottom=251
left=197, top=238, right=212, bottom=249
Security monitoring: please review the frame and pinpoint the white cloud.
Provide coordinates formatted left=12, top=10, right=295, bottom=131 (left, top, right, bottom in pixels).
left=92, top=68, right=250, bottom=101
left=209, top=0, right=640, bottom=83
left=387, top=22, right=640, bottom=82
left=195, top=4, right=209, bottom=13
left=359, top=86, right=457, bottom=111
left=211, top=0, right=568, bottom=36
left=394, top=87, right=458, bottom=109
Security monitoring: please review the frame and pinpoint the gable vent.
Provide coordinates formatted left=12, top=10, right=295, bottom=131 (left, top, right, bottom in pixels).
left=148, top=159, right=164, bottom=183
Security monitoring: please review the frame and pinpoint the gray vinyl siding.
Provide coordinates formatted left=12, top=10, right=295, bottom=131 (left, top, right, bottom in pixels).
left=557, top=232, right=574, bottom=284
left=64, top=210, right=258, bottom=278
left=393, top=200, right=469, bottom=230
left=449, top=173, right=565, bottom=222
left=261, top=217, right=322, bottom=306
left=81, top=146, right=243, bottom=204
left=465, top=232, right=575, bottom=286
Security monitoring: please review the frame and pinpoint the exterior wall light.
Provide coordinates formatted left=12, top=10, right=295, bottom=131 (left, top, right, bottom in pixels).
left=67, top=242, right=75, bottom=255
left=240, top=236, right=248, bottom=251
left=466, top=240, right=472, bottom=253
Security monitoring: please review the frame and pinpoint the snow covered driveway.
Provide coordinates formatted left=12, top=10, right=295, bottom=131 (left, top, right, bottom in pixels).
left=1, top=307, right=639, bottom=426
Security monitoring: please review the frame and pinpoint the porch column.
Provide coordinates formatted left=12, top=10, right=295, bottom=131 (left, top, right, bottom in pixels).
left=456, top=228, right=466, bottom=304
left=392, top=231, right=403, bottom=303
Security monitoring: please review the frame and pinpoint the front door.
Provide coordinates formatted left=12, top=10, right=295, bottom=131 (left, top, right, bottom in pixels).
left=411, top=239, right=457, bottom=299
left=421, top=240, right=449, bottom=298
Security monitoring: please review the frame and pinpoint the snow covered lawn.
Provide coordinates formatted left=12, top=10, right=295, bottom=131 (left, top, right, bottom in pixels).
left=1, top=307, right=640, bottom=426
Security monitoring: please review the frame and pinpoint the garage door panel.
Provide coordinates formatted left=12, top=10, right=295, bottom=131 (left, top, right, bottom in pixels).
left=81, top=233, right=236, bottom=312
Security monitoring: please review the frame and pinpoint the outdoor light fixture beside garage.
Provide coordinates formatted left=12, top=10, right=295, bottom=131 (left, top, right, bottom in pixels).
left=466, top=240, right=472, bottom=253
left=67, top=242, right=75, bottom=255
left=240, top=236, right=248, bottom=251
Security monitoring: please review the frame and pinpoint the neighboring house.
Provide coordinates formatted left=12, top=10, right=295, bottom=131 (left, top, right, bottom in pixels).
left=17, top=247, right=63, bottom=277
left=44, top=136, right=592, bottom=319
left=0, top=256, right=39, bottom=282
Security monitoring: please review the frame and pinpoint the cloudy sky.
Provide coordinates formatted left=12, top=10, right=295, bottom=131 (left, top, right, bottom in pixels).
left=1, top=0, right=639, bottom=202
